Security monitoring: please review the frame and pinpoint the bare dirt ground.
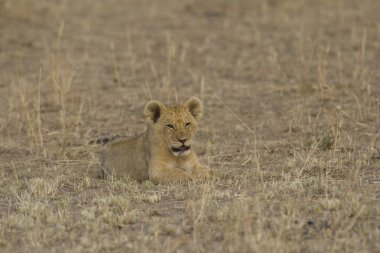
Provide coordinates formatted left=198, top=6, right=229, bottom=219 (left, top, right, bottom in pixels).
left=0, top=0, right=379, bottom=252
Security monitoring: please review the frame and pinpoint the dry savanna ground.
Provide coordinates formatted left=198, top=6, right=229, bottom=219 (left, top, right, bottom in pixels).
left=0, top=0, right=379, bottom=252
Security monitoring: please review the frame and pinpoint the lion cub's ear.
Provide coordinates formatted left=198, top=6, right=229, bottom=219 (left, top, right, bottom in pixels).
left=184, top=97, right=203, bottom=121
left=144, top=100, right=164, bottom=123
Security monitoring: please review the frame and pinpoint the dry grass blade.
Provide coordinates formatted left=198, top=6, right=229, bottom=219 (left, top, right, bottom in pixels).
left=214, top=95, right=256, bottom=136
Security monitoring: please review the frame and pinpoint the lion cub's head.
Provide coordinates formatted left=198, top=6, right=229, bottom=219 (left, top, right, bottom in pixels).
left=144, top=97, right=203, bottom=157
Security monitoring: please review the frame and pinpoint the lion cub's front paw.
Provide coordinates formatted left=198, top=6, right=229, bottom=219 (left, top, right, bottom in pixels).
left=169, top=169, right=193, bottom=183
left=150, top=168, right=192, bottom=184
left=192, top=168, right=212, bottom=180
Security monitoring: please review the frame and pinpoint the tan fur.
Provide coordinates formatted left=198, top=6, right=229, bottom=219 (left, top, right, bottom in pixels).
left=101, top=97, right=210, bottom=183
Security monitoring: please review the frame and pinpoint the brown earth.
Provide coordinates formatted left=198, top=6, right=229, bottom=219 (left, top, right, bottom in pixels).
left=0, top=0, right=379, bottom=252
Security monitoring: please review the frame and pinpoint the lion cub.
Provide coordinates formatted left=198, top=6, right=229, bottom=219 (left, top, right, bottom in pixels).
left=100, top=97, right=210, bottom=183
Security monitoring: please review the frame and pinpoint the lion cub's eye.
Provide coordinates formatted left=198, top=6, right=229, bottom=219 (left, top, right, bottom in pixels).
left=185, top=122, right=191, bottom=128
left=166, top=124, right=175, bottom=129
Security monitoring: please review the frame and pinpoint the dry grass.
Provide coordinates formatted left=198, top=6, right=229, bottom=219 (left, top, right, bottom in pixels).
left=0, top=0, right=379, bottom=252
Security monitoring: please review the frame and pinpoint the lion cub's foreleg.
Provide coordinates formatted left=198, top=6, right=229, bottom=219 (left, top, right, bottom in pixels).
left=149, top=165, right=192, bottom=183
left=149, top=158, right=211, bottom=183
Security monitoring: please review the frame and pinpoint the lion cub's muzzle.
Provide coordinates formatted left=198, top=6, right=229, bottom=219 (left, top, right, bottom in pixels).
left=171, top=140, right=191, bottom=156
left=171, top=145, right=190, bottom=153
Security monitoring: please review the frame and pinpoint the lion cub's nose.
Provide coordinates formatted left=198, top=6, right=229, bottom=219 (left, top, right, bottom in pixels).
left=179, top=138, right=187, bottom=144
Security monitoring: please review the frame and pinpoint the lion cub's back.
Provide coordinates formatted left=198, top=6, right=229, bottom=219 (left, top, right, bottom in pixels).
left=101, top=135, right=149, bottom=181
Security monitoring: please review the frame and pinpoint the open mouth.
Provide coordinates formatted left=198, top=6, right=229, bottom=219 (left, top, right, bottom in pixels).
left=171, top=145, right=190, bottom=153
